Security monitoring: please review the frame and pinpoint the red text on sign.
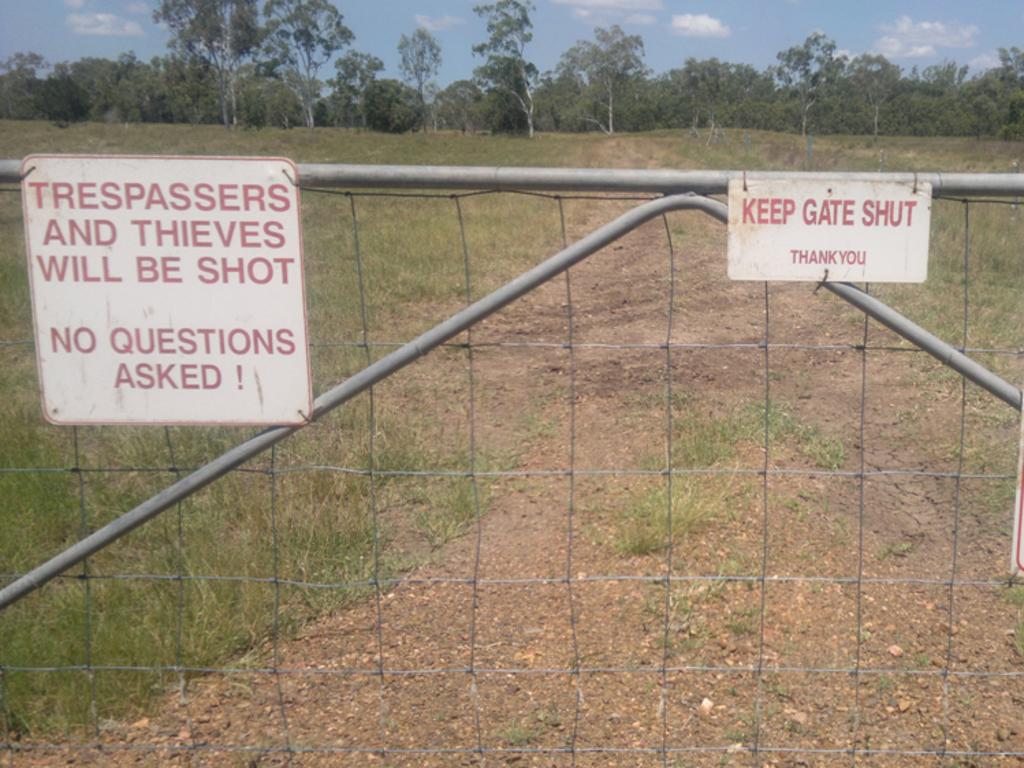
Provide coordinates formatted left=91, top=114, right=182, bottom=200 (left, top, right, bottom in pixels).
left=802, top=198, right=855, bottom=226
left=108, top=326, right=296, bottom=356
left=28, top=181, right=292, bottom=213
left=741, top=196, right=919, bottom=228
left=50, top=326, right=97, bottom=354
left=129, top=219, right=286, bottom=249
left=742, top=197, right=795, bottom=224
left=42, top=218, right=116, bottom=246
left=114, top=362, right=223, bottom=390
left=197, top=256, right=296, bottom=285
left=36, top=255, right=123, bottom=283
left=137, top=256, right=182, bottom=283
left=861, top=199, right=917, bottom=227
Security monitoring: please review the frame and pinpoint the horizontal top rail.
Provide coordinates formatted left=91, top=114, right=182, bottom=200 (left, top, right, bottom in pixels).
left=2, top=159, right=1024, bottom=197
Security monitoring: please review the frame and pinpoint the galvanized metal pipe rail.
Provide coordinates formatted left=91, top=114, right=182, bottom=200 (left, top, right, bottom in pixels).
left=3, top=159, right=1024, bottom=197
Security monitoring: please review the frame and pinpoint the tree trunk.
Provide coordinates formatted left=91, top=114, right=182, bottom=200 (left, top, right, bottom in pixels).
left=218, top=69, right=230, bottom=129
left=873, top=104, right=880, bottom=138
left=521, top=61, right=534, bottom=138
left=607, top=82, right=614, bottom=135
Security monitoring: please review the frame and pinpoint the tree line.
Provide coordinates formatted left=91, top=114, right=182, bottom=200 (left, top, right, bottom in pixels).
left=2, top=0, right=1022, bottom=141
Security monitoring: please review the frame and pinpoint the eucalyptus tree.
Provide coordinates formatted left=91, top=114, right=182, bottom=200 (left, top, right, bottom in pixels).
left=330, top=50, right=383, bottom=127
left=473, top=0, right=537, bottom=136
left=363, top=78, right=419, bottom=133
left=398, top=28, right=441, bottom=130
left=849, top=54, right=901, bottom=138
left=0, top=52, right=46, bottom=119
left=679, top=57, right=729, bottom=142
left=557, top=25, right=646, bottom=134
left=264, top=0, right=353, bottom=129
left=997, top=47, right=1024, bottom=86
left=435, top=79, right=484, bottom=132
left=35, top=64, right=91, bottom=125
left=774, top=32, right=842, bottom=136
left=154, top=0, right=262, bottom=128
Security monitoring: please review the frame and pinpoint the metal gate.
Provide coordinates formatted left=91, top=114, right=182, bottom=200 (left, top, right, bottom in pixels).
left=1, top=163, right=1022, bottom=765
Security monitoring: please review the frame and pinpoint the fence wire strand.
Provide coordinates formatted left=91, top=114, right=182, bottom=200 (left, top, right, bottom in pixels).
left=753, top=282, right=772, bottom=762
left=72, top=426, right=99, bottom=739
left=658, top=212, right=677, bottom=767
left=347, top=193, right=390, bottom=757
left=851, top=293, right=870, bottom=761
left=556, top=196, right=585, bottom=767
left=1, top=186, right=1022, bottom=765
left=163, top=426, right=197, bottom=753
left=454, top=194, right=487, bottom=761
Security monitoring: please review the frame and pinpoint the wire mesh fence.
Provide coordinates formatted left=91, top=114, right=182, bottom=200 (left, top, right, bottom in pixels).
left=1, top=173, right=1023, bottom=766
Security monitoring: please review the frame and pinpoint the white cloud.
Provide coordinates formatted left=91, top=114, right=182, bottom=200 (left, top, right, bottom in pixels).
left=873, top=15, right=978, bottom=59
left=552, top=0, right=663, bottom=9
left=414, top=14, right=464, bottom=32
left=553, top=0, right=662, bottom=22
left=67, top=12, right=144, bottom=36
left=553, top=0, right=663, bottom=25
left=64, top=0, right=87, bottom=8
left=125, top=1, right=149, bottom=15
left=670, top=13, right=730, bottom=38
left=969, top=52, right=1000, bottom=73
left=624, top=13, right=656, bottom=26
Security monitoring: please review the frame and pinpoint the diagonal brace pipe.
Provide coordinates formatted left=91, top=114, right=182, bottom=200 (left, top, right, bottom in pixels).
left=824, top=282, right=1022, bottom=411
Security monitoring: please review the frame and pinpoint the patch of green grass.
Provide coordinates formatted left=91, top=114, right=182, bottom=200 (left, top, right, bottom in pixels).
left=727, top=607, right=757, bottom=638
left=874, top=673, right=895, bottom=694
left=1006, top=587, right=1024, bottom=660
left=617, top=398, right=845, bottom=558
left=0, top=392, right=487, bottom=735
left=500, top=718, right=539, bottom=747
left=877, top=541, right=915, bottom=561
left=414, top=479, right=481, bottom=550
left=742, top=402, right=847, bottom=470
left=614, top=479, right=730, bottom=557
left=642, top=584, right=705, bottom=656
left=671, top=406, right=745, bottom=468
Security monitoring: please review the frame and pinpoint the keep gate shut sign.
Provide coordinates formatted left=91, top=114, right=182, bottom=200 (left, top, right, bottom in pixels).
left=727, top=178, right=932, bottom=282
left=20, top=155, right=312, bottom=425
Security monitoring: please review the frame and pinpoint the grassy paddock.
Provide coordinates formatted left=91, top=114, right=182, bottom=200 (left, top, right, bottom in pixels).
left=0, top=121, right=1021, bottom=734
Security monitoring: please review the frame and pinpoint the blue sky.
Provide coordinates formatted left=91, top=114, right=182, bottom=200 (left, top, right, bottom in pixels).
left=1, top=1, right=1021, bottom=83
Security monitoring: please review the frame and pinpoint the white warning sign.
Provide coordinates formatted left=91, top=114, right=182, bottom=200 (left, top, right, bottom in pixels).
left=20, top=154, right=312, bottom=425
left=727, top=179, right=932, bottom=283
